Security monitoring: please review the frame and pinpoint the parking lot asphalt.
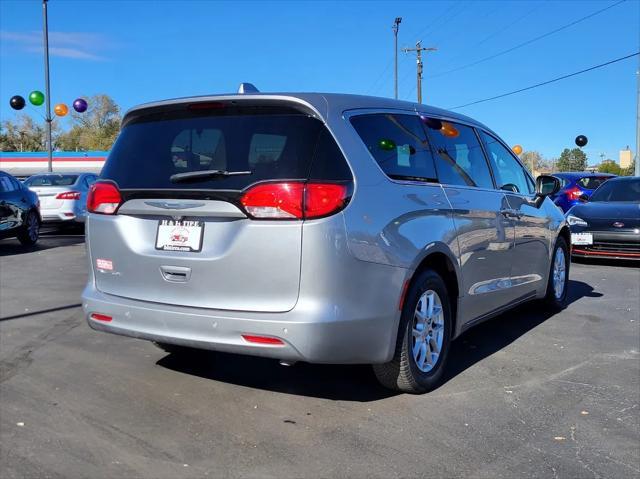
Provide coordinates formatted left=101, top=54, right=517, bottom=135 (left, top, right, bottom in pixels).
left=0, top=231, right=639, bottom=479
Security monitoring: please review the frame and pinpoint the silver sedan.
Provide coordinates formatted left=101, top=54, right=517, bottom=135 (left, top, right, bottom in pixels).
left=23, top=172, right=98, bottom=224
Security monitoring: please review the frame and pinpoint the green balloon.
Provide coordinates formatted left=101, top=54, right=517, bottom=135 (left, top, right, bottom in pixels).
left=378, top=139, right=396, bottom=151
left=29, top=90, right=45, bottom=106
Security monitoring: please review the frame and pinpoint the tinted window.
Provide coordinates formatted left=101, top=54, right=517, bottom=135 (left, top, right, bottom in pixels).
left=308, top=129, right=352, bottom=180
left=25, top=174, right=79, bottom=187
left=350, top=113, right=437, bottom=182
left=0, top=175, right=16, bottom=193
left=577, top=176, right=611, bottom=190
left=589, top=179, right=640, bottom=202
left=102, top=110, right=351, bottom=190
left=479, top=132, right=533, bottom=194
left=422, top=119, right=493, bottom=189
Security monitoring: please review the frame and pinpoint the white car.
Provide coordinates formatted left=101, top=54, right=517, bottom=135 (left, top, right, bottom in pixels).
left=24, top=172, right=98, bottom=224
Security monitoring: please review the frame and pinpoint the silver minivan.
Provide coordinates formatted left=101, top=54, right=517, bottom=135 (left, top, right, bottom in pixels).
left=82, top=90, right=569, bottom=393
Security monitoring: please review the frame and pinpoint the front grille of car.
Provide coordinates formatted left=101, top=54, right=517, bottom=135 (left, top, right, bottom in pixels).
left=587, top=241, right=640, bottom=254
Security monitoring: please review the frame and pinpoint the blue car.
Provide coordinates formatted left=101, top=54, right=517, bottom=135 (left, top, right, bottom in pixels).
left=550, top=172, right=616, bottom=212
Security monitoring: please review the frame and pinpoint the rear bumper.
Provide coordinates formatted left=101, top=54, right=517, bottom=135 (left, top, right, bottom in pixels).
left=81, top=278, right=404, bottom=364
left=41, top=210, right=85, bottom=223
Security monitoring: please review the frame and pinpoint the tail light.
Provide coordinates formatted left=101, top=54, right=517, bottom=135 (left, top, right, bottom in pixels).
left=239, top=181, right=349, bottom=220
left=566, top=186, right=583, bottom=201
left=87, top=181, right=122, bottom=215
left=56, top=191, right=81, bottom=200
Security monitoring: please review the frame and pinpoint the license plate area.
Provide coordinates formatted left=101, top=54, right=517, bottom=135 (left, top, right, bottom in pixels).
left=155, top=219, right=204, bottom=252
left=571, top=232, right=593, bottom=245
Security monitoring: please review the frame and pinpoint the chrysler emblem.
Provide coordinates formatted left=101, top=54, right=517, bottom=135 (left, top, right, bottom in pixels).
left=612, top=222, right=624, bottom=228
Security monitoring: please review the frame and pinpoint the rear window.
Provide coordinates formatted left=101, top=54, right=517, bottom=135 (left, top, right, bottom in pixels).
left=102, top=109, right=351, bottom=190
left=577, top=176, right=611, bottom=190
left=24, top=174, right=78, bottom=187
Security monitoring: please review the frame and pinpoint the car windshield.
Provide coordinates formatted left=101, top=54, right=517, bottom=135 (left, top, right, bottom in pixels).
left=24, top=174, right=79, bottom=187
left=589, top=178, right=640, bottom=202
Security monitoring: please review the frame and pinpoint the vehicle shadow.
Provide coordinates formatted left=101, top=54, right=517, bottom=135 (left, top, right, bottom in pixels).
left=157, top=279, right=599, bottom=401
left=441, top=279, right=601, bottom=385
left=0, top=231, right=84, bottom=257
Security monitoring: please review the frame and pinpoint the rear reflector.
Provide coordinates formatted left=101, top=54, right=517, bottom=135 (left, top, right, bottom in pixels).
left=241, top=334, right=285, bottom=345
left=56, top=191, right=81, bottom=200
left=87, top=181, right=122, bottom=215
left=90, top=313, right=112, bottom=322
left=240, top=181, right=348, bottom=220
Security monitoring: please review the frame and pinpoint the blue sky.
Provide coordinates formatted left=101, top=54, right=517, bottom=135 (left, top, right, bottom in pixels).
left=1, top=0, right=638, bottom=164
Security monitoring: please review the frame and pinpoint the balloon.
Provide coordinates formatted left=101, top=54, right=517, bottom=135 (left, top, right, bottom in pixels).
left=28, top=90, right=45, bottom=106
left=10, top=95, right=25, bottom=110
left=440, top=122, right=459, bottom=138
left=512, top=145, right=523, bottom=155
left=54, top=103, right=69, bottom=117
left=73, top=98, right=88, bottom=113
left=378, top=139, right=396, bottom=151
left=575, top=135, right=588, bottom=147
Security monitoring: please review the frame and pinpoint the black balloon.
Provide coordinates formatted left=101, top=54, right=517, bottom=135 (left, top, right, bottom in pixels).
left=10, top=95, right=25, bottom=110
left=575, top=135, right=588, bottom=147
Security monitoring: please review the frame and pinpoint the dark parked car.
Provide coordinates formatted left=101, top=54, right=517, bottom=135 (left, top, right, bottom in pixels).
left=567, top=176, right=640, bottom=260
left=0, top=170, right=41, bottom=246
left=550, top=172, right=616, bottom=212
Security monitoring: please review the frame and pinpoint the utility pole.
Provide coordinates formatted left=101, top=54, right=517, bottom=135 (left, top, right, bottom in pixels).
left=393, top=17, right=402, bottom=99
left=403, top=41, right=437, bottom=103
left=42, top=0, right=53, bottom=172
left=635, top=57, right=640, bottom=176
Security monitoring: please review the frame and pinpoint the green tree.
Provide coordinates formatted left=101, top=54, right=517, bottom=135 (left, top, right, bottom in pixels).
left=520, top=150, right=552, bottom=174
left=57, top=94, right=121, bottom=151
left=0, top=115, right=47, bottom=151
left=597, top=159, right=621, bottom=175
left=621, top=159, right=636, bottom=176
left=555, top=148, right=588, bottom=172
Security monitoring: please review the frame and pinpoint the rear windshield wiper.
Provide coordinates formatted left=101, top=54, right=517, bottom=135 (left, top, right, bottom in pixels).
left=170, top=169, right=252, bottom=183
left=388, top=174, right=438, bottom=183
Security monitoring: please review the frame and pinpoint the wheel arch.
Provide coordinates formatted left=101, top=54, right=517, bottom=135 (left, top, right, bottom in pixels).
left=404, top=244, right=461, bottom=338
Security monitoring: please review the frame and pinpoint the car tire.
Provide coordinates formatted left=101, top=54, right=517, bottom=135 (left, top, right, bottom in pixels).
left=373, top=269, right=453, bottom=394
left=17, top=210, right=40, bottom=246
left=543, top=236, right=570, bottom=310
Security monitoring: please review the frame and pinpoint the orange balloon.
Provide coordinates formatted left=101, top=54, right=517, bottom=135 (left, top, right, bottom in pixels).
left=440, top=122, right=460, bottom=138
left=54, top=103, right=69, bottom=117
left=512, top=144, right=523, bottom=155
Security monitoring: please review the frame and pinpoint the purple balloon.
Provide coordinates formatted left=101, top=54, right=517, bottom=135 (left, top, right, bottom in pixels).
left=73, top=98, right=88, bottom=113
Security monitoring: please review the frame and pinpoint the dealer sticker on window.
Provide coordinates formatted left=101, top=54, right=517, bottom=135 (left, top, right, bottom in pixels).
left=571, top=232, right=593, bottom=245
left=156, top=219, right=204, bottom=252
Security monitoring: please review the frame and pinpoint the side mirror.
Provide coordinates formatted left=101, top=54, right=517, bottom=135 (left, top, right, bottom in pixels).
left=534, top=175, right=561, bottom=207
left=578, top=193, right=589, bottom=202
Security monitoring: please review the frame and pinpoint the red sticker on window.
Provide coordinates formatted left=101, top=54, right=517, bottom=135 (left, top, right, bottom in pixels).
left=96, top=259, right=113, bottom=271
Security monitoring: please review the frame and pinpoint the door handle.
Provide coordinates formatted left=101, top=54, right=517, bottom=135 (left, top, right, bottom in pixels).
left=500, top=209, right=521, bottom=219
left=160, top=265, right=191, bottom=283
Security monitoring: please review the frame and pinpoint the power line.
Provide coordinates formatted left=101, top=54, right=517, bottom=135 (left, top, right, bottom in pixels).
left=450, top=52, right=639, bottom=110
left=429, top=0, right=627, bottom=79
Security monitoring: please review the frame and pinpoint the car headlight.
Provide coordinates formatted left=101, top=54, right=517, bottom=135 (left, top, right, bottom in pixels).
left=566, top=214, right=588, bottom=227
